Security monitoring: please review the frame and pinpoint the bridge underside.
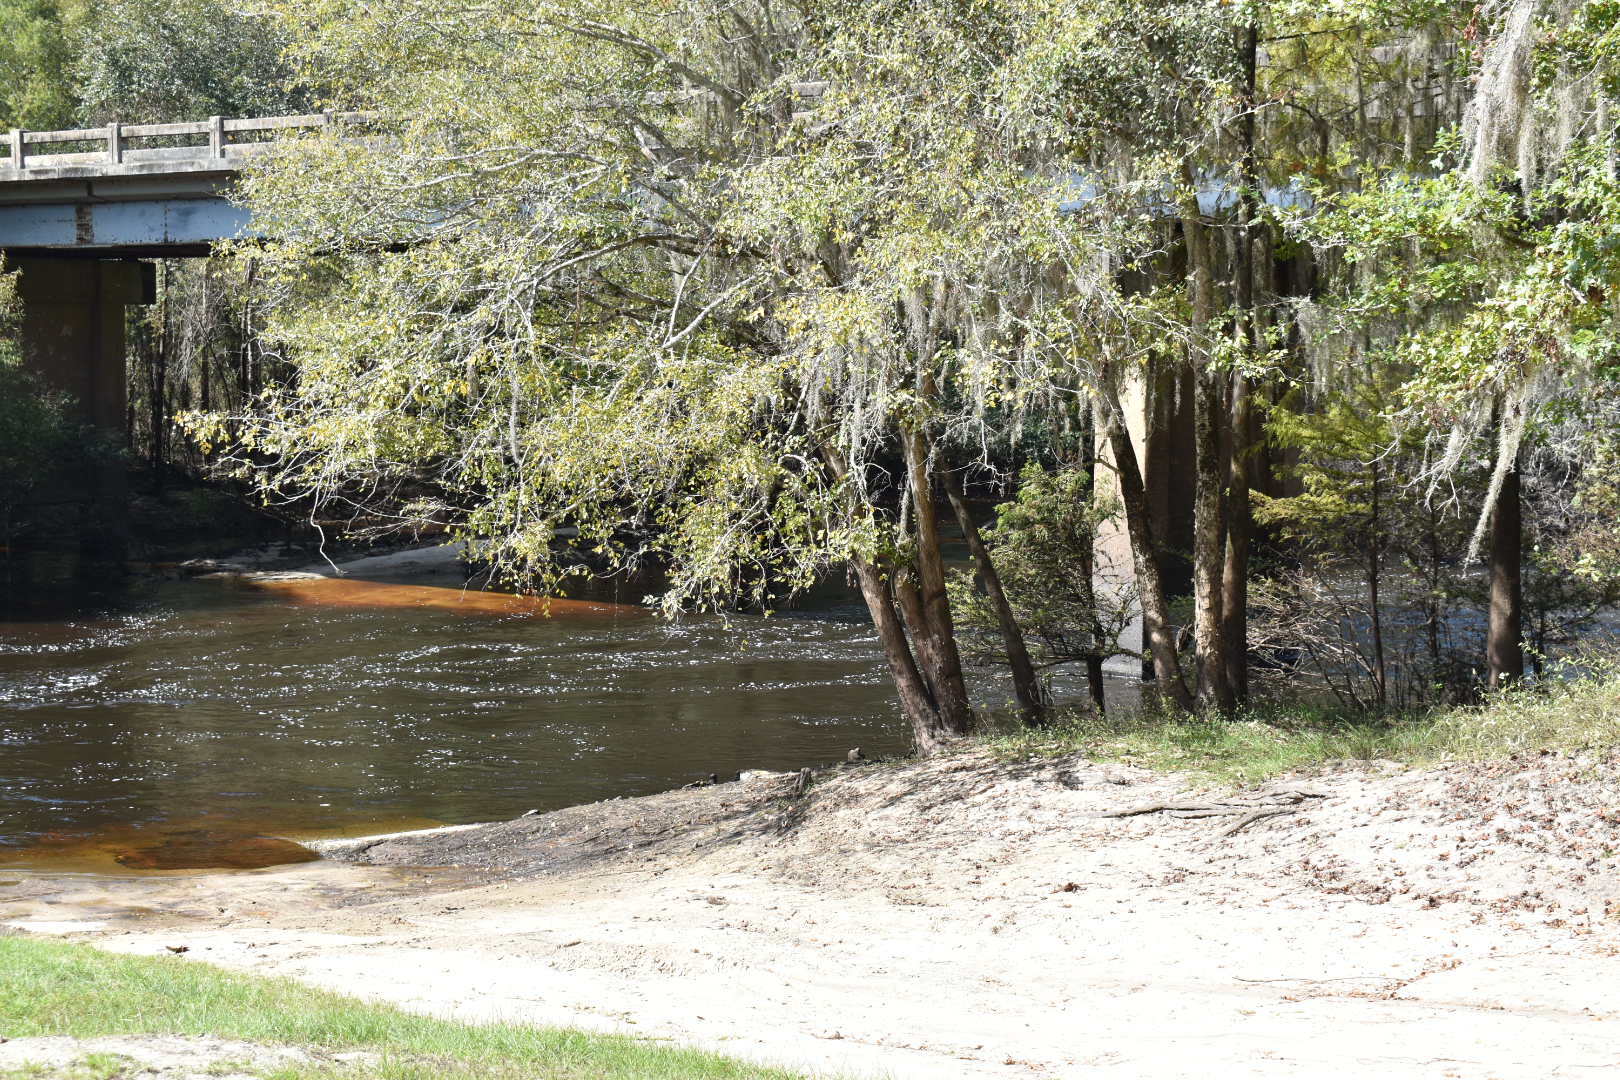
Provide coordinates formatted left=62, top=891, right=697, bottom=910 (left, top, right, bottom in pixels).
left=0, top=170, right=250, bottom=258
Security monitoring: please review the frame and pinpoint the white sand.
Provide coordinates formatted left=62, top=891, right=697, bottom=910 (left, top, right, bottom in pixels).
left=15, top=751, right=1620, bottom=1079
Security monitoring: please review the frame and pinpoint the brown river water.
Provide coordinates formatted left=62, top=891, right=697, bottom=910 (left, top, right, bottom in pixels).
left=0, top=571, right=913, bottom=872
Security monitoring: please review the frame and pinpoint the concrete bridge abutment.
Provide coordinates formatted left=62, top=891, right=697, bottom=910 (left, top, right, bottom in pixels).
left=12, top=255, right=152, bottom=433
left=7, top=256, right=154, bottom=573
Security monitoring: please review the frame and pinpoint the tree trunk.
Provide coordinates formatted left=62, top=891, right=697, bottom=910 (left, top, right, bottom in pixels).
left=1532, top=611, right=1546, bottom=678
left=1085, top=657, right=1107, bottom=712
left=1099, top=394, right=1193, bottom=711
left=1486, top=452, right=1524, bottom=690
left=894, top=572, right=950, bottom=709
left=1368, top=461, right=1388, bottom=707
left=819, top=441, right=956, bottom=753
left=1181, top=173, right=1234, bottom=715
left=1078, top=399, right=1108, bottom=715
left=942, top=468, right=1049, bottom=724
left=1222, top=372, right=1252, bottom=703
left=901, top=425, right=975, bottom=734
left=1192, top=369, right=1233, bottom=713
left=851, top=555, right=953, bottom=752
left=1222, top=26, right=1260, bottom=704
left=1426, top=505, right=1442, bottom=681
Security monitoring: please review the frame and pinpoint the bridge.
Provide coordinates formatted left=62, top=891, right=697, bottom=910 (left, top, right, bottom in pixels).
left=0, top=114, right=353, bottom=444
left=0, top=112, right=359, bottom=254
left=0, top=114, right=351, bottom=554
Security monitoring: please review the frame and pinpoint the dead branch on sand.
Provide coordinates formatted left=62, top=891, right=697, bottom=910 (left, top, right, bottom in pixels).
left=1099, top=788, right=1326, bottom=835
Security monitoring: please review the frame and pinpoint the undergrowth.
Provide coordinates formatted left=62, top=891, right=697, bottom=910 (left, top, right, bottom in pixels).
left=981, top=663, right=1620, bottom=786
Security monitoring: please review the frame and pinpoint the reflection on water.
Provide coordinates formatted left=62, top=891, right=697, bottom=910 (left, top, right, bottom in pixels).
left=0, top=573, right=910, bottom=870
left=31, top=821, right=323, bottom=870
left=245, top=575, right=638, bottom=617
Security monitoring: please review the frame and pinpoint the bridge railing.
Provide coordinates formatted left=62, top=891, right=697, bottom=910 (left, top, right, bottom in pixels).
left=1, top=112, right=371, bottom=174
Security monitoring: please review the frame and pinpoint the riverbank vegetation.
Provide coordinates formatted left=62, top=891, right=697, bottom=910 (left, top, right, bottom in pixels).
left=208, top=0, right=1620, bottom=746
left=4, top=0, right=1620, bottom=753
left=986, top=662, right=1620, bottom=785
left=0, top=936, right=806, bottom=1080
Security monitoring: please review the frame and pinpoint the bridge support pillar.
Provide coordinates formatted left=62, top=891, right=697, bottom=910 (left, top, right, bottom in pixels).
left=8, top=256, right=153, bottom=571
left=11, top=256, right=151, bottom=433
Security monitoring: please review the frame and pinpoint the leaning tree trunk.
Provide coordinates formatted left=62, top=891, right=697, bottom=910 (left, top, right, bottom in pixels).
left=851, top=555, right=954, bottom=752
left=942, top=468, right=1048, bottom=725
left=1486, top=451, right=1524, bottom=690
left=820, top=441, right=957, bottom=753
left=895, top=573, right=953, bottom=710
left=1099, top=394, right=1193, bottom=711
left=901, top=425, right=975, bottom=736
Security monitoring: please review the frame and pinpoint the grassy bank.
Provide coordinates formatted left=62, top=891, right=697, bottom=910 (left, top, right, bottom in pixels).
left=983, top=667, right=1620, bottom=786
left=0, top=936, right=804, bottom=1080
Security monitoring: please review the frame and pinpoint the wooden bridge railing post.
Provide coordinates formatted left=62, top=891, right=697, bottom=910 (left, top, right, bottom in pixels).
left=107, top=122, right=123, bottom=165
left=7, top=129, right=22, bottom=169
left=209, top=115, right=225, bottom=159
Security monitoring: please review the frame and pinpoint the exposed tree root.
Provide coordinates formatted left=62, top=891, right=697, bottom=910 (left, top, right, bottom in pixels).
left=1100, top=787, right=1326, bottom=835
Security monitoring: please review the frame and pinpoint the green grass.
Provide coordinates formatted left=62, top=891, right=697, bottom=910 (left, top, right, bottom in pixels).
left=2, top=1055, right=132, bottom=1080
left=0, top=936, right=806, bottom=1080
left=981, top=666, right=1620, bottom=787
left=1, top=1054, right=150, bottom=1080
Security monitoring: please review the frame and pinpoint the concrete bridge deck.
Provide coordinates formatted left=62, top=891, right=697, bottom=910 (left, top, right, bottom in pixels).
left=0, top=113, right=361, bottom=255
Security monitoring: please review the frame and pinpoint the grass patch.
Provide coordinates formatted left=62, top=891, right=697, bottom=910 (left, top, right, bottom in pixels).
left=0, top=936, right=806, bottom=1080
left=981, top=666, right=1620, bottom=786
left=2, top=1055, right=132, bottom=1080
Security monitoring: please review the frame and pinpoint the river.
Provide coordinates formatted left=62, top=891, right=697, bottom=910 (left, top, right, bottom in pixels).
left=0, top=563, right=916, bottom=871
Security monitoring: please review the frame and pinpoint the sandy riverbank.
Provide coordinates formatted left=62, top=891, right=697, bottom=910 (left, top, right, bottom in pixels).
left=8, top=746, right=1620, bottom=1078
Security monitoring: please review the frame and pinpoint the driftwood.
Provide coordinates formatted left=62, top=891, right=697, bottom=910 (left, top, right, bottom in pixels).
left=1100, top=788, right=1325, bottom=835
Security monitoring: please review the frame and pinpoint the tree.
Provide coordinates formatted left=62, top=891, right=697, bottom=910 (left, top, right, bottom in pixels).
left=0, top=0, right=83, bottom=128
left=205, top=0, right=1286, bottom=744
left=1300, top=0, right=1620, bottom=689
left=73, top=0, right=308, bottom=123
left=0, top=0, right=305, bottom=130
left=948, top=464, right=1137, bottom=713
left=1258, top=363, right=1485, bottom=706
left=193, top=0, right=976, bottom=748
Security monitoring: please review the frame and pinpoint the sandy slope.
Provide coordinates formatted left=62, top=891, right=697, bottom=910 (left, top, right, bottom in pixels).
left=13, top=749, right=1620, bottom=1079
